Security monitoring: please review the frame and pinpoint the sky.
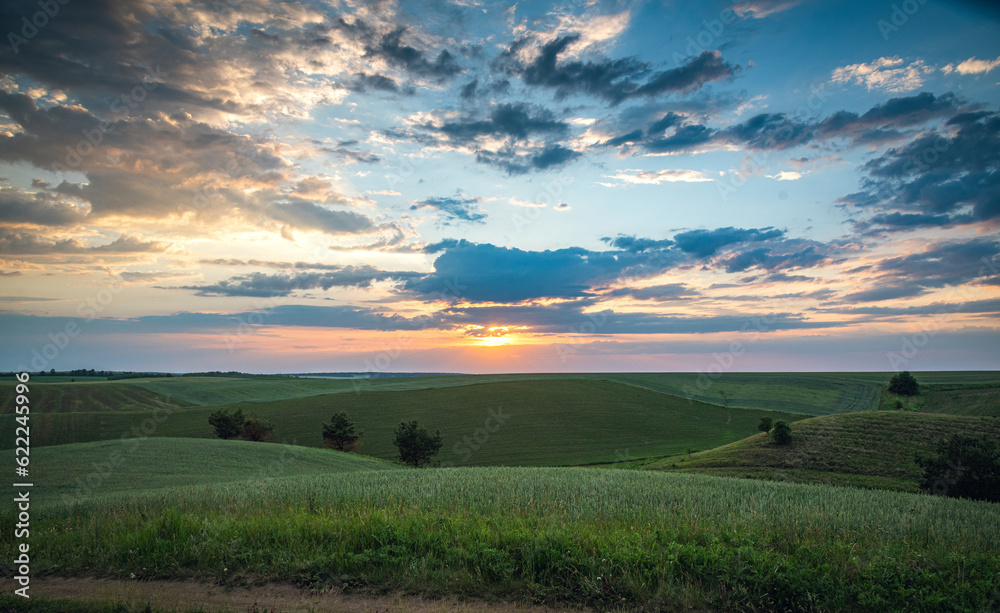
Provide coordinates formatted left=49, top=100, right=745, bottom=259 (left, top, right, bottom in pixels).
left=0, top=0, right=999, bottom=374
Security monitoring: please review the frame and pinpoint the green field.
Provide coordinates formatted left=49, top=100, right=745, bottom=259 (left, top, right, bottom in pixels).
left=0, top=437, right=399, bottom=505
left=4, top=372, right=1000, bottom=612
left=3, top=379, right=809, bottom=465
left=5, top=443, right=998, bottom=612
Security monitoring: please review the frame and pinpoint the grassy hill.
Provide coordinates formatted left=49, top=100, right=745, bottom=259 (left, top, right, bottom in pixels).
left=5, top=379, right=808, bottom=465
left=639, top=411, right=1000, bottom=492
left=2, top=437, right=399, bottom=505
left=0, top=381, right=192, bottom=414
left=7, top=464, right=998, bottom=612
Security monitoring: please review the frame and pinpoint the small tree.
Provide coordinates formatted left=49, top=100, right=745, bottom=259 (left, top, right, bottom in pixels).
left=240, top=414, right=274, bottom=442
left=888, top=371, right=919, bottom=396
left=773, top=420, right=792, bottom=445
left=208, top=408, right=245, bottom=439
left=393, top=420, right=443, bottom=468
left=917, top=434, right=1000, bottom=502
left=323, top=412, right=362, bottom=451
left=758, top=417, right=773, bottom=434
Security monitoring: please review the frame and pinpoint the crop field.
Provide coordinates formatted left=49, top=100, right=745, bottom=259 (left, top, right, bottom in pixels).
left=3, top=447, right=999, bottom=612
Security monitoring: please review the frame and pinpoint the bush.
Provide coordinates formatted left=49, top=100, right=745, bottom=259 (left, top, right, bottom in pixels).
left=208, top=408, right=245, bottom=439
left=888, top=371, right=919, bottom=396
left=240, top=414, right=274, bottom=442
left=917, top=434, right=1000, bottom=502
left=323, top=412, right=362, bottom=452
left=393, top=420, right=443, bottom=467
left=773, top=421, right=792, bottom=445
left=758, top=417, right=773, bottom=434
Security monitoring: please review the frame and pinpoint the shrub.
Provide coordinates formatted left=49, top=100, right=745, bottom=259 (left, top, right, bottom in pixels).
left=773, top=421, right=792, bottom=445
left=208, top=408, right=245, bottom=439
left=917, top=434, right=1000, bottom=502
left=323, top=412, right=362, bottom=452
left=758, top=417, right=773, bottom=434
left=888, top=371, right=919, bottom=396
left=393, top=420, right=443, bottom=467
left=240, top=414, right=275, bottom=442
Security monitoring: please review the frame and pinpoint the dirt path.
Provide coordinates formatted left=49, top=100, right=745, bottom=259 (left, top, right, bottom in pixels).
left=33, top=576, right=592, bottom=612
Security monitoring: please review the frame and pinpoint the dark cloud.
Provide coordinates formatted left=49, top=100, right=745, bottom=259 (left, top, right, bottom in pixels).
left=498, top=35, right=736, bottom=104
left=840, top=238, right=1000, bottom=301
left=601, top=235, right=675, bottom=253
left=603, top=92, right=966, bottom=157
left=349, top=72, right=414, bottom=95
left=364, top=27, right=462, bottom=79
left=0, top=186, right=88, bottom=225
left=402, top=239, right=683, bottom=303
left=849, top=111, right=1000, bottom=230
left=672, top=226, right=785, bottom=257
left=269, top=202, right=377, bottom=235
left=435, top=103, right=568, bottom=142
left=716, top=245, right=826, bottom=273
left=178, top=266, right=418, bottom=297
left=604, top=283, right=697, bottom=301
left=411, top=195, right=488, bottom=224
left=0, top=230, right=166, bottom=255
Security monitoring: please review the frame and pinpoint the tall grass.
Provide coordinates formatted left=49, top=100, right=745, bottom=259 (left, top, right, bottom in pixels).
left=10, top=467, right=999, bottom=612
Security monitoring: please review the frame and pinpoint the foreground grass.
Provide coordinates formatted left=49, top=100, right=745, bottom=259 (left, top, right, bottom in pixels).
left=639, top=411, right=1000, bottom=492
left=6, top=467, right=999, bottom=612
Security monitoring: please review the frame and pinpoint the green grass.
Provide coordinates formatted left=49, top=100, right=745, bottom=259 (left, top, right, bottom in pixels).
left=6, top=463, right=998, bottom=612
left=0, top=437, right=399, bottom=505
left=6, top=380, right=809, bottom=466
left=0, top=381, right=192, bottom=414
left=640, top=411, right=1000, bottom=492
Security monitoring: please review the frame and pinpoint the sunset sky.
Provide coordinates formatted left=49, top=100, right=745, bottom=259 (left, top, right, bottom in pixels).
left=1, top=0, right=999, bottom=374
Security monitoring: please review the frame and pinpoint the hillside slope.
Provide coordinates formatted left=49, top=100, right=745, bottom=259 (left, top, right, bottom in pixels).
left=643, top=411, right=1000, bottom=492
left=2, top=437, right=399, bottom=504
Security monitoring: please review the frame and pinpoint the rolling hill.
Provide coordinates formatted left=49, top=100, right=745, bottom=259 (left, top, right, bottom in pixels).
left=640, top=410, right=1000, bottom=491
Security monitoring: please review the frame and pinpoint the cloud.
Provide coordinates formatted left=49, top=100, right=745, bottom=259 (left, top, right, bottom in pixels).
left=363, top=27, right=462, bottom=80
left=730, top=0, right=803, bottom=19
left=178, top=266, right=419, bottom=297
left=268, top=201, right=378, bottom=235
left=605, top=283, right=698, bottom=301
left=0, top=186, right=89, bottom=225
left=830, top=57, right=935, bottom=93
left=602, top=168, right=712, bottom=185
left=943, top=55, right=1000, bottom=75
left=841, top=238, right=1000, bottom=301
left=0, top=230, right=166, bottom=255
left=433, top=103, right=568, bottom=142
left=767, top=171, right=802, bottom=181
left=411, top=195, right=488, bottom=223
left=498, top=34, right=737, bottom=104
left=602, top=92, right=965, bottom=157
left=672, top=226, right=785, bottom=257
left=402, top=239, right=682, bottom=303
left=847, top=110, right=1000, bottom=229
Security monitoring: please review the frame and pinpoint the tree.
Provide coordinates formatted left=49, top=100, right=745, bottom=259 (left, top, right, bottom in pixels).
left=323, top=412, right=362, bottom=451
left=917, top=434, right=1000, bottom=503
left=758, top=417, right=773, bottom=434
left=208, top=408, right=245, bottom=439
left=773, top=420, right=792, bottom=445
left=888, top=371, right=919, bottom=396
left=240, top=414, right=274, bottom=442
left=393, top=420, right=443, bottom=467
